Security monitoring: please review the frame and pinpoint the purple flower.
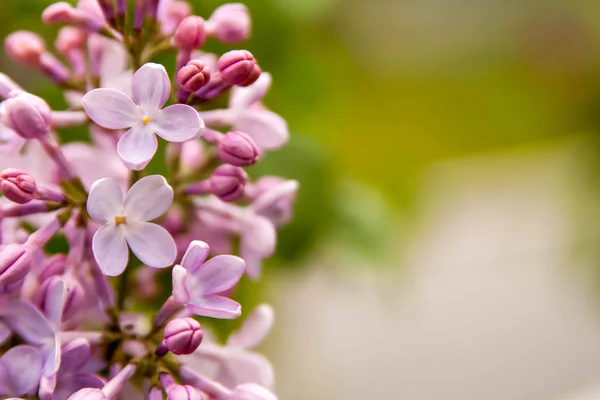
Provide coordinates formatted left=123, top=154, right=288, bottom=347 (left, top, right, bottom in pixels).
left=82, top=63, right=204, bottom=170
left=86, top=175, right=177, bottom=276
left=67, top=363, right=136, bottom=400
left=186, top=305, right=275, bottom=389
left=0, top=345, right=44, bottom=396
left=172, top=240, right=245, bottom=319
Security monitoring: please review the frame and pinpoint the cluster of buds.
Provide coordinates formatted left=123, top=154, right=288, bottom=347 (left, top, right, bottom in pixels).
left=0, top=1, right=296, bottom=399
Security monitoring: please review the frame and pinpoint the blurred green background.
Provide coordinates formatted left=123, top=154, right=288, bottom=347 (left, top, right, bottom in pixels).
left=6, top=1, right=600, bottom=399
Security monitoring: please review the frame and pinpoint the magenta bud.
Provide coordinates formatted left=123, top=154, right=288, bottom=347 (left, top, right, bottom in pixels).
left=3, top=92, right=52, bottom=139
left=0, top=169, right=37, bottom=204
left=210, top=164, right=247, bottom=202
left=4, top=31, right=45, bottom=67
left=0, top=243, right=32, bottom=285
left=219, top=131, right=259, bottom=167
left=178, top=60, right=211, bottom=92
left=162, top=317, right=203, bottom=356
left=173, top=16, right=207, bottom=50
left=218, top=50, right=259, bottom=86
left=207, top=3, right=251, bottom=44
left=166, top=384, right=204, bottom=400
left=55, top=26, right=85, bottom=56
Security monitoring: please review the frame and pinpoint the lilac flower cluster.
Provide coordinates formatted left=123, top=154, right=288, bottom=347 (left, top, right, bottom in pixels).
left=0, top=1, right=296, bottom=399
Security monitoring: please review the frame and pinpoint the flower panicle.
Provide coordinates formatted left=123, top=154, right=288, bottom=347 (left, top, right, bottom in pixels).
left=0, top=1, right=295, bottom=398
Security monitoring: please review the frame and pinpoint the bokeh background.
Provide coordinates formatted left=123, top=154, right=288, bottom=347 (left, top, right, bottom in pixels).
left=5, top=0, right=600, bottom=399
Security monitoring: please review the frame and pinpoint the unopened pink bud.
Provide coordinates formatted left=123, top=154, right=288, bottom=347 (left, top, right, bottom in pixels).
left=0, top=169, right=37, bottom=204
left=3, top=92, right=52, bottom=139
left=218, top=50, right=260, bottom=86
left=0, top=243, right=32, bottom=285
left=55, top=26, right=85, bottom=56
left=219, top=131, right=259, bottom=167
left=166, top=385, right=205, bottom=400
left=178, top=60, right=211, bottom=92
left=207, top=3, right=251, bottom=44
left=210, top=164, right=247, bottom=202
left=173, top=16, right=206, bottom=50
left=162, top=317, right=203, bottom=356
left=4, top=31, right=45, bottom=67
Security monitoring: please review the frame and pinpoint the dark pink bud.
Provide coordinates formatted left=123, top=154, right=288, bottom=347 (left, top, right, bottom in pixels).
left=218, top=50, right=259, bottom=86
left=219, top=131, right=258, bottom=167
left=210, top=164, right=247, bottom=202
left=173, top=16, right=207, bottom=50
left=207, top=3, right=251, bottom=44
left=3, top=92, right=52, bottom=139
left=5, top=31, right=45, bottom=67
left=219, top=131, right=259, bottom=167
left=178, top=60, right=211, bottom=92
left=55, top=26, right=85, bottom=56
left=0, top=169, right=37, bottom=204
left=0, top=243, right=32, bottom=286
left=162, top=317, right=203, bottom=355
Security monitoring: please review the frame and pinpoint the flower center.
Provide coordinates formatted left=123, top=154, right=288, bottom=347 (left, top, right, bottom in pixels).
left=142, top=116, right=152, bottom=126
left=115, top=216, right=127, bottom=225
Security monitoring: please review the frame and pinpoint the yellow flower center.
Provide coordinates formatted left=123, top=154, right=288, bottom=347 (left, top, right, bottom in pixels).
left=115, top=216, right=127, bottom=225
left=142, top=116, right=152, bottom=126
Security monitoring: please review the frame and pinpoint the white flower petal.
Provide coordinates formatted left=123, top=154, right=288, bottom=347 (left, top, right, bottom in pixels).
left=185, top=295, right=241, bottom=319
left=229, top=72, right=272, bottom=110
left=124, top=222, right=176, bottom=268
left=153, top=104, right=204, bottom=142
left=82, top=88, right=141, bottom=129
left=172, top=264, right=191, bottom=304
left=123, top=175, right=173, bottom=222
left=117, top=125, right=157, bottom=171
left=235, top=109, right=288, bottom=150
left=92, top=224, right=129, bottom=276
left=87, top=178, right=124, bottom=223
left=132, top=63, right=170, bottom=114
left=227, top=304, right=274, bottom=350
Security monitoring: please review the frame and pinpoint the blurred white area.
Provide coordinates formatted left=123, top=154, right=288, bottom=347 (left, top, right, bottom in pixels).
left=266, top=138, right=600, bottom=400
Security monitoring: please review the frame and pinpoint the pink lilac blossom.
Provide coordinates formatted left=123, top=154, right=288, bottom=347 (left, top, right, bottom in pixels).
left=0, top=1, right=296, bottom=398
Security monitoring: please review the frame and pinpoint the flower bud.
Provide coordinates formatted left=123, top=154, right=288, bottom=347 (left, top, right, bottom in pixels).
left=55, top=26, right=85, bottom=56
left=162, top=317, right=203, bottom=356
left=230, top=384, right=277, bottom=400
left=173, top=16, right=206, bottom=50
left=178, top=60, right=211, bottom=92
left=207, top=3, right=251, bottom=44
left=0, top=169, right=36, bottom=204
left=218, top=50, right=260, bottom=86
left=0, top=243, right=32, bottom=285
left=43, top=2, right=106, bottom=32
left=166, top=384, right=204, bottom=400
left=42, top=2, right=75, bottom=24
left=3, top=92, right=52, bottom=139
left=210, top=164, right=247, bottom=202
left=219, top=131, right=259, bottom=167
left=4, top=31, right=45, bottom=67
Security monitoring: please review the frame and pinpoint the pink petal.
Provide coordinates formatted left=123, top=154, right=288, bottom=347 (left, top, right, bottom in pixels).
left=87, top=178, right=124, bottom=224
left=185, top=295, right=241, bottom=319
left=92, top=224, right=129, bottom=276
left=0, top=322, right=11, bottom=345
left=186, top=255, right=245, bottom=295
left=124, top=222, right=176, bottom=268
left=123, top=175, right=173, bottom=222
left=227, top=304, right=274, bottom=350
left=60, top=338, right=91, bottom=372
left=229, top=72, right=272, bottom=110
left=180, top=240, right=210, bottom=272
left=235, top=109, right=288, bottom=150
left=242, top=216, right=276, bottom=258
left=82, top=88, right=141, bottom=129
left=251, top=180, right=299, bottom=215
left=0, top=345, right=44, bottom=396
left=172, top=264, right=191, bottom=304
left=0, top=300, right=55, bottom=346
left=132, top=63, right=170, bottom=114
left=44, top=279, right=67, bottom=328
left=153, top=104, right=203, bottom=142
left=117, top=125, right=157, bottom=170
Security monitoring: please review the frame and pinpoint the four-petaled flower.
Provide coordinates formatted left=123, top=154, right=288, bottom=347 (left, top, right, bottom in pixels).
left=87, top=175, right=177, bottom=276
left=172, top=240, right=245, bottom=319
left=82, top=63, right=204, bottom=170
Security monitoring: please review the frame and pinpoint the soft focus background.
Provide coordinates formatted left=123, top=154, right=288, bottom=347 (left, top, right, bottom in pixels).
left=6, top=0, right=600, bottom=399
